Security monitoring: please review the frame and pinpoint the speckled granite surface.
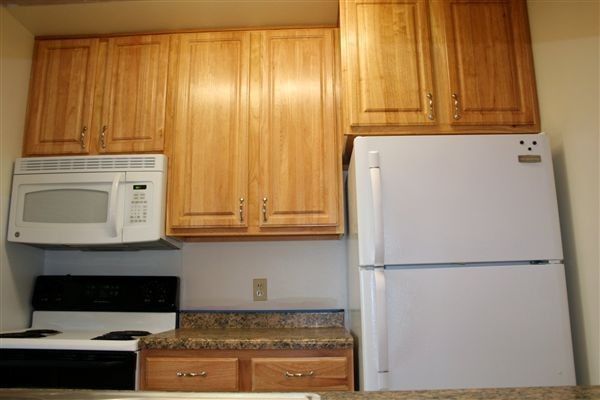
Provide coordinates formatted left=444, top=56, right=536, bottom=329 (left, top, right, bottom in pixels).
left=179, top=311, right=345, bottom=329
left=320, top=386, right=600, bottom=399
left=139, top=327, right=353, bottom=350
left=0, top=386, right=598, bottom=399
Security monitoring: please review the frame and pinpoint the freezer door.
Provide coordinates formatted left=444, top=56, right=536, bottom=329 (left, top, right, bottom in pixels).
left=351, top=134, right=563, bottom=266
left=359, top=263, right=575, bottom=391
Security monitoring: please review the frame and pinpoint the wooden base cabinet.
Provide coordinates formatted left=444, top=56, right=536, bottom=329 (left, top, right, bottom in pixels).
left=142, top=356, right=239, bottom=391
left=139, top=349, right=354, bottom=392
left=23, top=35, right=170, bottom=156
left=167, top=29, right=343, bottom=239
left=340, top=0, right=540, bottom=136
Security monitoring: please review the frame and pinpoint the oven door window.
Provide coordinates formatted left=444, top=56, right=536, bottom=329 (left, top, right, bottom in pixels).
left=0, top=349, right=137, bottom=390
left=23, top=189, right=109, bottom=223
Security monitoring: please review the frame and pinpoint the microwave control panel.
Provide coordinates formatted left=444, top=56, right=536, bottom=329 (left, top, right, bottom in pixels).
left=126, top=183, right=152, bottom=225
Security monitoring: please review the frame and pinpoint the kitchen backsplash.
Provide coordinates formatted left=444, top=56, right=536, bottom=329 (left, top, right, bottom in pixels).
left=179, top=310, right=345, bottom=329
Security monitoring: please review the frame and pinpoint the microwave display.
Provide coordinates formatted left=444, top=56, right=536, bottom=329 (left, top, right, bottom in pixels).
left=127, top=183, right=151, bottom=225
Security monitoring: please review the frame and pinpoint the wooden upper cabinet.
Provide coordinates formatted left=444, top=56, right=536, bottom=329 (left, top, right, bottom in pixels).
left=339, top=0, right=540, bottom=135
left=441, top=0, right=538, bottom=126
left=24, top=39, right=99, bottom=155
left=23, top=35, right=170, bottom=156
left=97, top=35, right=170, bottom=153
left=341, top=0, right=436, bottom=127
left=167, top=28, right=342, bottom=237
left=168, top=32, right=250, bottom=230
left=258, top=29, right=340, bottom=228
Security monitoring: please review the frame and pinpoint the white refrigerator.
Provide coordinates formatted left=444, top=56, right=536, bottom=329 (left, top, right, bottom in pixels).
left=346, top=134, right=575, bottom=391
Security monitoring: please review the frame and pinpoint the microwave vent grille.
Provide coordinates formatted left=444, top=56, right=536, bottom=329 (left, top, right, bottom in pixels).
left=17, top=156, right=161, bottom=173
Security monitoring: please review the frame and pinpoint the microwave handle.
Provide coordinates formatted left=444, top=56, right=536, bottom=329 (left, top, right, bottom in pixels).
left=107, top=173, right=121, bottom=237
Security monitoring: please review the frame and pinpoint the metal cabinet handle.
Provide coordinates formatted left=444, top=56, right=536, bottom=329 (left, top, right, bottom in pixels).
left=285, top=371, right=314, bottom=378
left=79, top=126, right=87, bottom=149
left=262, top=197, right=268, bottom=222
left=426, top=92, right=434, bottom=120
left=176, top=371, right=207, bottom=378
left=99, top=125, right=107, bottom=149
left=452, top=93, right=461, bottom=120
left=239, top=198, right=245, bottom=222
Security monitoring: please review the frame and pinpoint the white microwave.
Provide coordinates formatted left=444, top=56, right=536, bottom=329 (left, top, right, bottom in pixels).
left=7, top=154, right=181, bottom=250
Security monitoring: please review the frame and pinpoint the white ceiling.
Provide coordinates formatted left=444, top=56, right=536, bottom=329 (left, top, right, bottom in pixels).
left=3, top=0, right=339, bottom=37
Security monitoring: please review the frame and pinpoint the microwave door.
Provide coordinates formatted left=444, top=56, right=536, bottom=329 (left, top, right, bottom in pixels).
left=8, top=172, right=126, bottom=245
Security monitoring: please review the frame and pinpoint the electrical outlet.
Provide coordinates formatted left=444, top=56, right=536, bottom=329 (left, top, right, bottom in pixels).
left=253, top=278, right=267, bottom=301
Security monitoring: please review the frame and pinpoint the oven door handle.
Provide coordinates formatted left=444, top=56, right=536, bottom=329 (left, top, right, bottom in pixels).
left=0, top=359, right=130, bottom=369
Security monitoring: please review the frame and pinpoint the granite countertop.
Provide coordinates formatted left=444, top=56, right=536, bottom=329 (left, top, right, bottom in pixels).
left=0, top=386, right=599, bottom=400
left=320, top=386, right=600, bottom=399
left=139, top=327, right=353, bottom=350
left=139, top=310, right=353, bottom=351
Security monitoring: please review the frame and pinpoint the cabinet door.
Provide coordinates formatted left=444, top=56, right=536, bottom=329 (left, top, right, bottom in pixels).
left=143, top=356, right=239, bottom=391
left=98, top=35, right=170, bottom=153
left=24, top=39, right=99, bottom=155
left=257, top=29, right=340, bottom=228
left=341, top=0, right=436, bottom=127
left=251, top=357, right=351, bottom=391
left=441, top=0, right=539, bottom=126
left=168, top=32, right=250, bottom=229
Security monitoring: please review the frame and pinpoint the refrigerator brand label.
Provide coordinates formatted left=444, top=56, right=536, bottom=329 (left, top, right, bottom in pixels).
left=518, top=155, right=542, bottom=163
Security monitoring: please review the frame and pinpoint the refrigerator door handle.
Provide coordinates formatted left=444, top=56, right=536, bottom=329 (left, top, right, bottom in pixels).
left=373, top=267, right=389, bottom=389
left=368, top=151, right=384, bottom=267
left=369, top=151, right=389, bottom=389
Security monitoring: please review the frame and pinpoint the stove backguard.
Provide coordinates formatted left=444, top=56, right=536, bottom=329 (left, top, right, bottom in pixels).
left=32, top=275, right=179, bottom=312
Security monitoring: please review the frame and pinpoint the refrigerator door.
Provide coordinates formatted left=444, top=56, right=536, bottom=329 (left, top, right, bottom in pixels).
left=359, top=263, right=575, bottom=390
left=351, top=134, right=563, bottom=266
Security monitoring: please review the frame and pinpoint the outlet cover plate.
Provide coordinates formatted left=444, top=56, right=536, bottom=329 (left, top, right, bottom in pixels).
left=253, top=278, right=267, bottom=301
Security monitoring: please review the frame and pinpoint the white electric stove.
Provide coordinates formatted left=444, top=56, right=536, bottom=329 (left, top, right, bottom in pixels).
left=0, top=275, right=179, bottom=390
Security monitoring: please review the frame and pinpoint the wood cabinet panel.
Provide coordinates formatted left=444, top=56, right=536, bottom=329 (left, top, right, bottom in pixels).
left=98, top=35, right=170, bottom=152
left=258, top=29, right=340, bottom=228
left=23, top=35, right=170, bottom=156
left=24, top=39, right=99, bottom=155
left=139, top=348, right=353, bottom=392
left=142, top=356, right=239, bottom=391
left=251, top=357, right=351, bottom=391
left=168, top=32, right=250, bottom=229
left=340, top=0, right=540, bottom=139
left=343, top=0, right=436, bottom=126
left=167, top=28, right=343, bottom=237
left=443, top=0, right=538, bottom=126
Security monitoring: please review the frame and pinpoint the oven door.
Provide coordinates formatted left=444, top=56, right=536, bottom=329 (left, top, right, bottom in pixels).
left=0, top=349, right=137, bottom=390
left=7, top=172, right=125, bottom=245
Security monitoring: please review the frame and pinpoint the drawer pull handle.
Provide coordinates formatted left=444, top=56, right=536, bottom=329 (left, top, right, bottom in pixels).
left=176, top=371, right=207, bottom=378
left=99, top=125, right=107, bottom=149
left=452, top=93, right=461, bottom=120
left=79, top=126, right=87, bottom=149
left=239, top=197, right=245, bottom=222
left=285, top=370, right=314, bottom=378
left=426, top=92, right=434, bottom=120
left=262, top=197, right=268, bottom=222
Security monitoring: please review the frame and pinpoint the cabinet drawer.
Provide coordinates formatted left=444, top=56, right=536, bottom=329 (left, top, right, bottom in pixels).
left=251, top=357, right=351, bottom=391
left=144, top=357, right=238, bottom=391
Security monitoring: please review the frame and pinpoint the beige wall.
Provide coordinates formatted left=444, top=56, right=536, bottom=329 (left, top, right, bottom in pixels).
left=0, top=7, right=43, bottom=331
left=528, top=0, right=600, bottom=385
left=44, top=239, right=348, bottom=311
